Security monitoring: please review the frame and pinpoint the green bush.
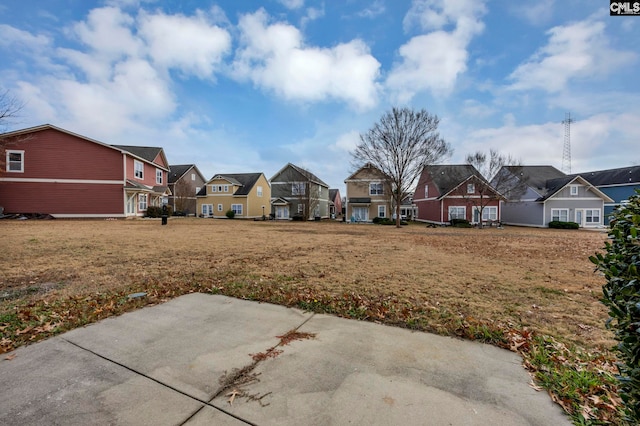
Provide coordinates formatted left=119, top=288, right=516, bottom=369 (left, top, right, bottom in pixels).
left=548, top=220, right=579, bottom=229
left=292, top=214, right=304, bottom=221
left=225, top=209, right=235, bottom=219
left=590, top=189, right=640, bottom=424
left=450, top=218, right=472, bottom=228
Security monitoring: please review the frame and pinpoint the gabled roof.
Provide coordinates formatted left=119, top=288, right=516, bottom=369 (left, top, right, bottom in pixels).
left=168, top=164, right=205, bottom=185
left=503, top=165, right=565, bottom=196
left=112, top=145, right=169, bottom=170
left=203, top=173, right=263, bottom=196
left=538, top=175, right=614, bottom=202
left=344, top=162, right=391, bottom=182
left=574, top=165, right=640, bottom=186
left=271, top=163, right=329, bottom=187
left=423, top=164, right=488, bottom=198
left=329, top=189, right=340, bottom=202
left=2, top=123, right=120, bottom=153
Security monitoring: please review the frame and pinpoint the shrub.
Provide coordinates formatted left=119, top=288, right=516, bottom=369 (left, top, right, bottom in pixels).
left=225, top=209, right=235, bottom=219
left=450, top=218, right=472, bottom=228
left=292, top=214, right=305, bottom=221
left=548, top=221, right=579, bottom=229
left=590, top=189, right=640, bottom=424
left=372, top=216, right=382, bottom=224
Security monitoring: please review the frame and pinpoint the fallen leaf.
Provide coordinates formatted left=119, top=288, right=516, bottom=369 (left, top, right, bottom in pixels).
left=4, top=354, right=16, bottom=361
left=226, top=389, right=240, bottom=405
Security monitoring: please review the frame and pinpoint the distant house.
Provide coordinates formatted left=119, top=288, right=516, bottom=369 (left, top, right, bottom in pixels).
left=399, top=194, right=417, bottom=221
left=270, top=163, right=330, bottom=220
left=329, top=188, right=342, bottom=219
left=0, top=124, right=170, bottom=218
left=497, top=165, right=613, bottom=228
left=196, top=173, right=270, bottom=219
left=413, top=164, right=502, bottom=225
left=344, top=163, right=392, bottom=222
left=168, top=164, right=206, bottom=216
left=574, top=165, right=640, bottom=224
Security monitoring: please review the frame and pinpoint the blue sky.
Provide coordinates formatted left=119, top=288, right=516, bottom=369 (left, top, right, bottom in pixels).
left=1, top=0, right=638, bottom=193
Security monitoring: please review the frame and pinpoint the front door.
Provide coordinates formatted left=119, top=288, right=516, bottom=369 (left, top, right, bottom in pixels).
left=353, top=206, right=368, bottom=222
left=575, top=209, right=583, bottom=227
left=126, top=194, right=136, bottom=215
left=275, top=206, right=289, bottom=219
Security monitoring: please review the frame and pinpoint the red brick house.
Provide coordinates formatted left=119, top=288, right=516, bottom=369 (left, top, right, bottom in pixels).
left=0, top=124, right=170, bottom=218
left=413, top=164, right=503, bottom=225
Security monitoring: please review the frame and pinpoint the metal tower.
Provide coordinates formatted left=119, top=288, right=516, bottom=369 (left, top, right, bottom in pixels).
left=562, top=112, right=573, bottom=174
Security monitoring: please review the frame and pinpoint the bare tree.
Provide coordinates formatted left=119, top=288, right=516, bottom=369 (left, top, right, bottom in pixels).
left=172, top=178, right=192, bottom=214
left=352, top=107, right=451, bottom=227
left=0, top=89, right=27, bottom=172
left=464, top=149, right=526, bottom=228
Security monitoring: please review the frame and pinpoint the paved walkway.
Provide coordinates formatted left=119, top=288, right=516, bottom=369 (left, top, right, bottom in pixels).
left=0, top=293, right=571, bottom=425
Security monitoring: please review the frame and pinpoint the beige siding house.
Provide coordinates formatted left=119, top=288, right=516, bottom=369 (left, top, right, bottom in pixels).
left=345, top=163, right=392, bottom=222
left=197, top=173, right=271, bottom=219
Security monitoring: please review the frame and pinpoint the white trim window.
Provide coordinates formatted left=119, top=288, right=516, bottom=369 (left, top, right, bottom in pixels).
left=467, top=183, right=475, bottom=194
left=585, top=209, right=601, bottom=224
left=378, top=205, right=386, bottom=218
left=257, top=186, right=263, bottom=197
left=138, top=193, right=148, bottom=211
left=424, top=185, right=428, bottom=198
left=551, top=208, right=569, bottom=222
left=211, top=185, right=217, bottom=193
left=370, top=183, right=384, bottom=195
left=6, top=150, right=24, bottom=172
left=292, top=182, right=306, bottom=196
left=134, top=160, right=144, bottom=179
left=481, top=206, right=498, bottom=221
left=448, top=206, right=466, bottom=220
left=231, top=204, right=243, bottom=215
left=217, top=204, right=223, bottom=212
left=191, top=173, right=196, bottom=181
left=297, top=204, right=305, bottom=214
left=570, top=185, right=578, bottom=196
left=202, top=204, right=213, bottom=217
left=195, top=187, right=201, bottom=194
left=156, top=168, right=163, bottom=184
left=224, top=185, right=229, bottom=192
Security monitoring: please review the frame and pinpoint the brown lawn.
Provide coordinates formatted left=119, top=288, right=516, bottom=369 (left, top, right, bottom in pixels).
left=1, top=218, right=612, bottom=350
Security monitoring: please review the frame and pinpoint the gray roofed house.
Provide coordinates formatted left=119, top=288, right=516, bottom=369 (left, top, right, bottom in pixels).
left=168, top=164, right=206, bottom=216
left=497, top=165, right=613, bottom=228
left=197, top=172, right=271, bottom=218
left=573, top=165, right=640, bottom=224
left=111, top=145, right=169, bottom=170
left=270, top=163, right=330, bottom=220
left=413, top=164, right=503, bottom=225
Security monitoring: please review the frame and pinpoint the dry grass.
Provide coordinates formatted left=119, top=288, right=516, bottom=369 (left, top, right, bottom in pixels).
left=2, top=218, right=612, bottom=349
left=2, top=218, right=624, bottom=423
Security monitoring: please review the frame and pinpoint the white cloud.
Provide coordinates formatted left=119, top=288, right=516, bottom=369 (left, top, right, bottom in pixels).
left=508, top=19, right=637, bottom=93
left=138, top=10, right=231, bottom=78
left=277, top=0, right=304, bottom=10
left=330, top=130, right=360, bottom=153
left=0, top=24, right=51, bottom=51
left=386, top=0, right=486, bottom=101
left=232, top=9, right=381, bottom=110
left=358, top=1, right=386, bottom=19
left=509, top=0, right=556, bottom=26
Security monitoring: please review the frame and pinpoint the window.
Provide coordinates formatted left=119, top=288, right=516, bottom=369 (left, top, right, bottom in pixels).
left=6, top=150, right=24, bottom=172
left=202, top=204, right=213, bottom=217
left=481, top=206, right=498, bottom=221
left=551, top=208, right=569, bottom=222
left=378, top=205, right=386, bottom=218
left=211, top=185, right=217, bottom=193
left=195, top=187, right=200, bottom=194
left=448, top=206, right=466, bottom=220
left=370, top=183, right=384, bottom=195
left=292, top=182, right=306, bottom=195
left=297, top=204, right=304, bottom=214
left=232, top=204, right=243, bottom=215
left=138, top=194, right=148, bottom=211
left=223, top=185, right=229, bottom=192
left=218, top=185, right=223, bottom=192
left=218, top=204, right=223, bottom=212
left=156, top=168, right=163, bottom=184
left=257, top=186, right=263, bottom=197
left=191, top=173, right=195, bottom=181
left=134, top=161, right=144, bottom=179
left=467, top=183, right=475, bottom=194
left=570, top=185, right=578, bottom=196
left=424, top=185, right=428, bottom=198
left=585, top=209, right=601, bottom=223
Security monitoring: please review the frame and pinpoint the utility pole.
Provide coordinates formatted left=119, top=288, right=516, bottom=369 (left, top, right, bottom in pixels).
left=562, top=112, right=573, bottom=174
